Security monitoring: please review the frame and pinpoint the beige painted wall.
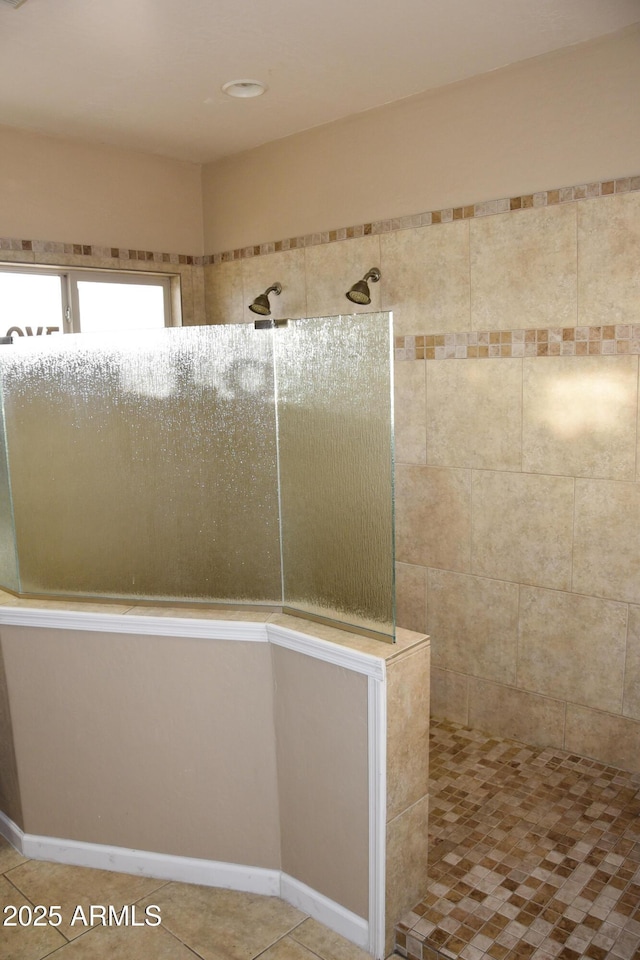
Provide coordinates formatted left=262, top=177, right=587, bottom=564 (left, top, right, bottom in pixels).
left=0, top=642, right=22, bottom=829
left=0, top=124, right=204, bottom=253
left=272, top=646, right=369, bottom=919
left=0, top=625, right=373, bottom=919
left=1, top=627, right=282, bottom=867
left=201, top=26, right=640, bottom=253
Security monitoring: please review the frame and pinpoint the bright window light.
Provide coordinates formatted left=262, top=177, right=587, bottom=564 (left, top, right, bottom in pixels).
left=76, top=281, right=166, bottom=334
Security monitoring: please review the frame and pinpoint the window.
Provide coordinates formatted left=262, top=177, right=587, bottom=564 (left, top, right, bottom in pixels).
left=0, top=270, right=65, bottom=339
left=0, top=267, right=176, bottom=340
left=69, top=272, right=172, bottom=335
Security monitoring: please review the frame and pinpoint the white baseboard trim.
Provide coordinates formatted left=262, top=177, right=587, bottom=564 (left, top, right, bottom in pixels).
left=280, top=873, right=369, bottom=950
left=0, top=815, right=370, bottom=953
left=21, top=833, right=282, bottom=898
left=0, top=808, right=23, bottom=853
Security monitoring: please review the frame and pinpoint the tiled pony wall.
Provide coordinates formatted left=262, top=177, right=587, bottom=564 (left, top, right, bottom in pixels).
left=206, top=178, right=640, bottom=773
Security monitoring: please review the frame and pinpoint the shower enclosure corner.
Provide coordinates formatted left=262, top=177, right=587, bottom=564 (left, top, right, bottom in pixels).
left=0, top=313, right=395, bottom=641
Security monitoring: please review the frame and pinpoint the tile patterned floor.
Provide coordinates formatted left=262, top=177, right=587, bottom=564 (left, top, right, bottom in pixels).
left=396, top=720, right=640, bottom=960
left=0, top=838, right=371, bottom=960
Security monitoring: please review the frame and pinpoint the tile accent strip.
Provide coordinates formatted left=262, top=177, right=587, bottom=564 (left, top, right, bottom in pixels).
left=0, top=237, right=201, bottom=266
left=207, top=174, right=640, bottom=266
left=395, top=326, right=640, bottom=361
left=0, top=173, right=638, bottom=268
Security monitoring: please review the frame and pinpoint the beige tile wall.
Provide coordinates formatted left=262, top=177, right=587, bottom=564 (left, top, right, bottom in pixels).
left=203, top=180, right=640, bottom=774
left=578, top=192, right=640, bottom=326
left=384, top=641, right=431, bottom=955
left=470, top=203, right=578, bottom=330
left=393, top=191, right=640, bottom=773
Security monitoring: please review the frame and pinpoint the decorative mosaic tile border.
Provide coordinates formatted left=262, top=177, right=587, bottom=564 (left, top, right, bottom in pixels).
left=395, top=325, right=640, bottom=360
left=208, top=174, right=640, bottom=265
left=0, top=237, right=202, bottom=266
left=0, top=173, right=638, bottom=269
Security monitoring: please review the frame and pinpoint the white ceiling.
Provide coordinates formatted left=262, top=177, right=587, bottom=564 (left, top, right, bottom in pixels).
left=0, top=0, right=638, bottom=164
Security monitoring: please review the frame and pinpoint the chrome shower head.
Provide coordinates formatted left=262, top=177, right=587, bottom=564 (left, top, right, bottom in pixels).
left=249, top=282, right=282, bottom=316
left=346, top=268, right=381, bottom=305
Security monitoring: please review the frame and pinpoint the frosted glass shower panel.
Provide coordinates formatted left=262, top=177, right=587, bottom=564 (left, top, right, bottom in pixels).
left=0, top=327, right=280, bottom=602
left=0, top=383, right=18, bottom=593
left=275, top=313, right=395, bottom=640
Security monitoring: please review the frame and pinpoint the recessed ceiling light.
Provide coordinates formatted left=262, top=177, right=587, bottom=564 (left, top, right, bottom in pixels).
left=222, top=80, right=267, bottom=99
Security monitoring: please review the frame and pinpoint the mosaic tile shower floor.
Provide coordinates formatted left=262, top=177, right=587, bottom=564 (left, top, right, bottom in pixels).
left=395, top=720, right=640, bottom=960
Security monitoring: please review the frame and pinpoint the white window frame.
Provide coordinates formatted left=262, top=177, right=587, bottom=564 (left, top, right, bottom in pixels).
left=66, top=269, right=174, bottom=334
left=0, top=264, right=179, bottom=337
